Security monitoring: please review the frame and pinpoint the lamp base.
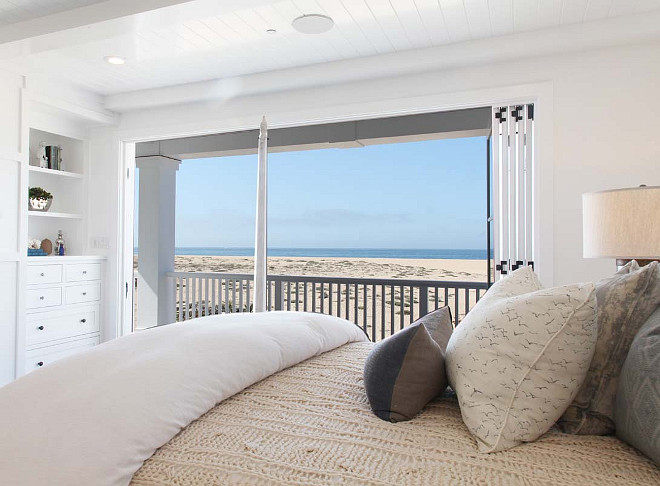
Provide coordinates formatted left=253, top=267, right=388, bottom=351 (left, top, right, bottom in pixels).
left=616, top=259, right=658, bottom=268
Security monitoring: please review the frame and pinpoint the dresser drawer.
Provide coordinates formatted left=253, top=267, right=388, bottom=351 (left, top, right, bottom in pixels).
left=26, top=288, right=62, bottom=309
left=66, top=263, right=101, bottom=282
left=27, top=265, right=63, bottom=285
left=65, top=283, right=101, bottom=304
left=27, top=309, right=99, bottom=347
left=25, top=336, right=99, bottom=373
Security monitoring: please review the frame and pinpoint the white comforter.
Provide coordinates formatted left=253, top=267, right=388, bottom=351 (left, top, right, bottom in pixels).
left=0, top=311, right=367, bottom=486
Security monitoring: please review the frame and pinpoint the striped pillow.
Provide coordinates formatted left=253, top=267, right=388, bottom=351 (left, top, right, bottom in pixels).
left=363, top=307, right=453, bottom=422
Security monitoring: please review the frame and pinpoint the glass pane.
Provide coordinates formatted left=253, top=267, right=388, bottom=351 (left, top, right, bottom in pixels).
left=266, top=137, right=488, bottom=336
left=175, top=156, right=257, bottom=317
left=133, top=154, right=257, bottom=329
left=175, top=155, right=257, bottom=273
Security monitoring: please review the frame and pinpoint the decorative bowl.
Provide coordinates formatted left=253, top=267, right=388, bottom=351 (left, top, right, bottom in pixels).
left=29, top=197, right=52, bottom=212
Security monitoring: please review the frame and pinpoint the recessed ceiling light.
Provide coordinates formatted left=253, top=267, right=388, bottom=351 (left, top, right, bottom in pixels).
left=266, top=28, right=277, bottom=34
left=292, top=14, right=334, bottom=34
left=104, top=55, right=126, bottom=65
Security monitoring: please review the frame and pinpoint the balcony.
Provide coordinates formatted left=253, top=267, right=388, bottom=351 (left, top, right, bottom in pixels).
left=161, top=272, right=488, bottom=342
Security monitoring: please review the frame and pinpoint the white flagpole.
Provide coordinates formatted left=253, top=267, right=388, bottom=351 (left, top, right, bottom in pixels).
left=254, top=116, right=268, bottom=312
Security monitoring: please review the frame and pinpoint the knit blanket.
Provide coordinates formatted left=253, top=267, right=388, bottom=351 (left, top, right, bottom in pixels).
left=132, top=342, right=660, bottom=486
left=0, top=312, right=367, bottom=486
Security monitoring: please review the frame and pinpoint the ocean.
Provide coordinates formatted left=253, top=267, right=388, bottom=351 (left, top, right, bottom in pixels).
left=173, top=247, right=489, bottom=260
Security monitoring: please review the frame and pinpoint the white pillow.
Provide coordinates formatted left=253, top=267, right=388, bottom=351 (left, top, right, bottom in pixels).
left=446, top=268, right=597, bottom=453
left=475, top=265, right=542, bottom=302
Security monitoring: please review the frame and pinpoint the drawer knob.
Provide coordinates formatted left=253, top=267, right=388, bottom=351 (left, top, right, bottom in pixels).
left=40, top=273, right=45, bottom=277
left=39, top=296, right=45, bottom=301
left=82, top=271, right=87, bottom=275
left=37, top=362, right=44, bottom=367
left=37, top=325, right=44, bottom=331
left=80, top=319, right=87, bottom=323
left=82, top=292, right=87, bottom=296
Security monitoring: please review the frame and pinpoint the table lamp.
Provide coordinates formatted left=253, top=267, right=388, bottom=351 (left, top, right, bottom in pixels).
left=583, top=185, right=660, bottom=268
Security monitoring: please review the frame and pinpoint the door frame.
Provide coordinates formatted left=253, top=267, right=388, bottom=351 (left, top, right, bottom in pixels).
left=115, top=81, right=554, bottom=337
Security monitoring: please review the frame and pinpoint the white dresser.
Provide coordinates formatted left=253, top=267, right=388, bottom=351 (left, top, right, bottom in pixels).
left=25, top=256, right=105, bottom=373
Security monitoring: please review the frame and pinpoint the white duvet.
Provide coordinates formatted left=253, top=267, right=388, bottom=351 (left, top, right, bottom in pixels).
left=0, top=311, right=367, bottom=486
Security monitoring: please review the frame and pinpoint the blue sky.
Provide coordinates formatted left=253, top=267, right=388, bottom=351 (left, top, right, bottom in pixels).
left=143, top=136, right=487, bottom=249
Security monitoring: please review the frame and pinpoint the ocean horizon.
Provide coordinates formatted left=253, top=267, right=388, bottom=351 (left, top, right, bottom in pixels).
left=167, top=247, right=490, bottom=260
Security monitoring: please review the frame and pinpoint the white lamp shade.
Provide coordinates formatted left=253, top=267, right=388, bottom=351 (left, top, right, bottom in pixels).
left=583, top=186, right=660, bottom=259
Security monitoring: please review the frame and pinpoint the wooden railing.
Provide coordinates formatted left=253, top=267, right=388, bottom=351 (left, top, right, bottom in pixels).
left=166, top=272, right=488, bottom=341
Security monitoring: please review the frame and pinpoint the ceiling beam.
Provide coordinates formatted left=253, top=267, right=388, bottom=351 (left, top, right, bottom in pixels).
left=136, top=108, right=492, bottom=159
left=0, top=0, right=273, bottom=59
left=0, top=0, right=195, bottom=44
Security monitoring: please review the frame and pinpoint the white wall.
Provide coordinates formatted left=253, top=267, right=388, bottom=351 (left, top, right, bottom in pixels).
left=0, top=70, right=25, bottom=385
left=90, top=40, right=660, bottom=337
left=86, top=128, right=122, bottom=341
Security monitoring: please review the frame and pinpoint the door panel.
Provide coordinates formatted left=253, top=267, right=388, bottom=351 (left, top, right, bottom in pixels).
left=491, top=104, right=535, bottom=280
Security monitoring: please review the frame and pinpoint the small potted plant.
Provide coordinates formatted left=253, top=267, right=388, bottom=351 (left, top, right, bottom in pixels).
left=28, top=187, right=53, bottom=212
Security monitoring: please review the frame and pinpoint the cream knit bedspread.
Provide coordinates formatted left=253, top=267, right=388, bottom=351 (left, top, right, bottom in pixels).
left=131, top=342, right=660, bottom=486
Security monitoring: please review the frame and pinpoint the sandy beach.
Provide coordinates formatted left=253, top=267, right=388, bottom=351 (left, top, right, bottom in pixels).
left=171, top=255, right=488, bottom=282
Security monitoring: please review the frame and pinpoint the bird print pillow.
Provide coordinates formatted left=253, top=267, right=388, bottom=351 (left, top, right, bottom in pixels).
left=446, top=269, right=597, bottom=453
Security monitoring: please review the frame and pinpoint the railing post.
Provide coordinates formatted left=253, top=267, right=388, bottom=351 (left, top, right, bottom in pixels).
left=171, top=276, right=177, bottom=322
left=274, top=280, right=283, bottom=311
left=419, top=285, right=428, bottom=318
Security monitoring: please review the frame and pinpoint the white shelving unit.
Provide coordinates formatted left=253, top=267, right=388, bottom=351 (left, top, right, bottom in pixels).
left=27, top=128, right=87, bottom=256
left=28, top=166, right=84, bottom=179
left=29, top=212, right=83, bottom=220
left=21, top=127, right=105, bottom=376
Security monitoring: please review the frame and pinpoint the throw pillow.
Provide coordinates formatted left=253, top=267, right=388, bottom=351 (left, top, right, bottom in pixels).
left=559, top=261, right=660, bottom=435
left=615, top=305, right=660, bottom=466
left=363, top=306, right=453, bottom=422
left=446, top=278, right=597, bottom=453
left=477, top=265, right=542, bottom=304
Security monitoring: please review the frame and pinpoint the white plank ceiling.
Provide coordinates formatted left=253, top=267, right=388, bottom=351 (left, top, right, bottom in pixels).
left=4, top=0, right=660, bottom=95
left=0, top=0, right=105, bottom=26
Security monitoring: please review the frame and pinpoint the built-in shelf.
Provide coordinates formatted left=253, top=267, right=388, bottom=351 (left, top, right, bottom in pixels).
left=28, top=128, right=86, bottom=257
left=26, top=255, right=106, bottom=263
left=28, top=211, right=83, bottom=220
left=28, top=166, right=84, bottom=179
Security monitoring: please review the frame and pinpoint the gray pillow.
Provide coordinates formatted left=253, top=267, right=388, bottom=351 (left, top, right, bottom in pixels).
left=615, top=305, right=660, bottom=466
left=363, top=307, right=452, bottom=422
left=559, top=261, right=660, bottom=435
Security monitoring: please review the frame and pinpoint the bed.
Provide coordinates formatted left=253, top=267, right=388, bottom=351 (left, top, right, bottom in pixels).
left=1, top=312, right=658, bottom=485
left=131, top=342, right=659, bottom=486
